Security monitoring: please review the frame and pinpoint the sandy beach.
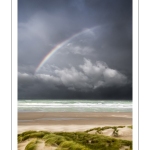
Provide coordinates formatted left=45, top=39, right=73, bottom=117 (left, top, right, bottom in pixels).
left=18, top=112, right=132, bottom=150
left=18, top=112, right=132, bottom=140
left=18, top=112, right=132, bottom=125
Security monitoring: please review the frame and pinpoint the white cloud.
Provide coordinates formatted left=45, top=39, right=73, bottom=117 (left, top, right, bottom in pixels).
left=79, top=58, right=127, bottom=88
left=53, top=58, right=127, bottom=90
left=36, top=74, right=61, bottom=85
left=55, top=67, right=92, bottom=91
left=79, top=58, right=106, bottom=78
left=19, top=58, right=128, bottom=92
left=103, top=68, right=127, bottom=85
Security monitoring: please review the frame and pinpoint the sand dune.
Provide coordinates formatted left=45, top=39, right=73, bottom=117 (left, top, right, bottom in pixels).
left=18, top=112, right=132, bottom=141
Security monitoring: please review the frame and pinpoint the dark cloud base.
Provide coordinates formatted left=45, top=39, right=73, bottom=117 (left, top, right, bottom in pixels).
left=18, top=84, right=132, bottom=100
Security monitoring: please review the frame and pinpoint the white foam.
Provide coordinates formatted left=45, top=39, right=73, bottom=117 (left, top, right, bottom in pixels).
left=18, top=100, right=132, bottom=112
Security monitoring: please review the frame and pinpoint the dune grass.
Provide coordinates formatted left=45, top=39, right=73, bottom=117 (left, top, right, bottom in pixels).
left=18, top=127, right=132, bottom=150
left=18, top=126, right=132, bottom=150
left=24, top=139, right=38, bottom=150
left=18, top=131, right=50, bottom=142
left=55, top=131, right=132, bottom=150
left=85, top=125, right=125, bottom=136
left=128, top=125, right=132, bottom=129
left=58, top=140, right=90, bottom=150
left=44, top=134, right=66, bottom=146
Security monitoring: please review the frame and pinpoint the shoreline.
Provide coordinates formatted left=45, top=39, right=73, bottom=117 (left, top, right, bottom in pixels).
left=18, top=112, right=132, bottom=141
left=18, top=112, right=132, bottom=133
left=18, top=112, right=132, bottom=125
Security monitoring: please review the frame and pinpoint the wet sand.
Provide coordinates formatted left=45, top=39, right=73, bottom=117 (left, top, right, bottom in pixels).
left=18, top=112, right=132, bottom=134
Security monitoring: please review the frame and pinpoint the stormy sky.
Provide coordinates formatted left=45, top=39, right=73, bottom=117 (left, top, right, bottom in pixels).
left=18, top=0, right=132, bottom=100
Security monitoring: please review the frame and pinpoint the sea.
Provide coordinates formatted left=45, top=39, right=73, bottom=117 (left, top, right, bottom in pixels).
left=18, top=100, right=132, bottom=112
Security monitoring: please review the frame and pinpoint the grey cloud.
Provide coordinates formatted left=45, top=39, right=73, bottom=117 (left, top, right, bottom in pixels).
left=18, top=11, right=82, bottom=67
left=66, top=45, right=94, bottom=55
left=70, top=0, right=86, bottom=12
left=18, top=0, right=132, bottom=99
left=18, top=72, right=62, bottom=91
left=73, top=46, right=94, bottom=55
left=103, top=68, right=127, bottom=86
left=54, top=58, right=128, bottom=91
left=18, top=58, right=131, bottom=100
left=19, top=58, right=128, bottom=94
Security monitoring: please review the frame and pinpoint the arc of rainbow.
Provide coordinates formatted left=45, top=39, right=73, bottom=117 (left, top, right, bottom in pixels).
left=35, top=26, right=99, bottom=73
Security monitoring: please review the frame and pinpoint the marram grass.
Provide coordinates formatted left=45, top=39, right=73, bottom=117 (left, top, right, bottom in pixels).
left=18, top=131, right=50, bottom=142
left=58, top=140, right=90, bottom=150
left=18, top=126, right=132, bottom=150
left=55, top=131, right=132, bottom=150
left=85, top=125, right=125, bottom=134
left=24, top=139, right=38, bottom=150
left=128, top=125, right=133, bottom=129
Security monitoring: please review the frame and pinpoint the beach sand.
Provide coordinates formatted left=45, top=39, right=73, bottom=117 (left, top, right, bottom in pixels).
left=18, top=112, right=132, bottom=150
left=18, top=112, right=132, bottom=141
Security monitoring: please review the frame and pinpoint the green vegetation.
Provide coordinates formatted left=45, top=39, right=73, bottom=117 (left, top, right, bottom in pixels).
left=85, top=125, right=126, bottom=137
left=55, top=132, right=132, bottom=150
left=18, top=130, right=50, bottom=142
left=58, top=141, right=90, bottom=150
left=24, top=139, right=38, bottom=150
left=18, top=126, right=132, bottom=150
left=112, top=127, right=119, bottom=137
left=128, top=125, right=132, bottom=129
left=44, top=134, right=66, bottom=146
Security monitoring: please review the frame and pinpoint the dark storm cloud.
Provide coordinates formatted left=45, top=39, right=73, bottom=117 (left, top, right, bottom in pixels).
left=18, top=0, right=132, bottom=99
left=18, top=72, right=132, bottom=99
left=18, top=58, right=131, bottom=99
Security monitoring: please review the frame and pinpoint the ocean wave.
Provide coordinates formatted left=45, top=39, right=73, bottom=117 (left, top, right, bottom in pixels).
left=18, top=100, right=132, bottom=112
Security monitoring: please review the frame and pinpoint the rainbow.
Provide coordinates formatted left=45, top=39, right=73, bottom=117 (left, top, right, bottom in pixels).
left=35, top=26, right=99, bottom=73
